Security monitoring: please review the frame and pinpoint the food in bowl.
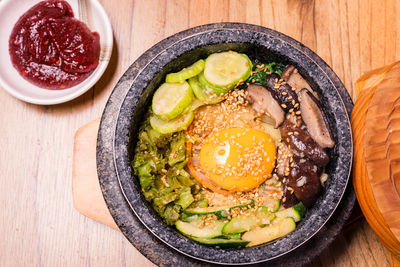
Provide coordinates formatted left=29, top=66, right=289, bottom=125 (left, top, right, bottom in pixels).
left=8, top=0, right=100, bottom=90
left=132, top=51, right=335, bottom=248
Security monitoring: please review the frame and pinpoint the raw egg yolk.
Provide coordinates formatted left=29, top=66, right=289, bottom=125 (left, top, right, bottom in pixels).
left=199, top=127, right=276, bottom=191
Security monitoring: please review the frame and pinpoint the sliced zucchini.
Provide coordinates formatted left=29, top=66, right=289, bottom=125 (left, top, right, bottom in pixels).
left=182, top=201, right=254, bottom=219
left=263, top=197, right=281, bottom=212
left=182, top=206, right=229, bottom=219
left=150, top=111, right=194, bottom=134
left=175, top=219, right=225, bottom=238
left=190, top=98, right=206, bottom=111
left=152, top=82, right=193, bottom=120
left=222, top=207, right=276, bottom=234
left=188, top=76, right=223, bottom=104
left=166, top=59, right=205, bottom=83
left=190, top=237, right=249, bottom=248
left=198, top=72, right=229, bottom=95
left=223, top=233, right=242, bottom=240
left=230, top=199, right=255, bottom=210
left=275, top=202, right=306, bottom=222
left=180, top=214, right=199, bottom=222
left=203, top=51, right=252, bottom=90
left=242, top=217, right=296, bottom=247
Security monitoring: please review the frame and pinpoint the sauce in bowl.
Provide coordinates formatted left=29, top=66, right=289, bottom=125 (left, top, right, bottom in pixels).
left=8, top=0, right=100, bottom=90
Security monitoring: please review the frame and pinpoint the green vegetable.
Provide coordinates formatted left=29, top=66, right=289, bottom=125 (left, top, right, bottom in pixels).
left=190, top=237, right=249, bottom=248
left=242, top=217, right=296, bottom=247
left=263, top=197, right=281, bottom=212
left=175, top=218, right=226, bottom=238
left=164, top=204, right=181, bottom=225
left=198, top=72, right=229, bottom=95
left=132, top=116, right=199, bottom=225
left=188, top=75, right=223, bottom=104
left=222, top=207, right=276, bottom=234
left=152, top=82, right=194, bottom=120
left=168, top=132, right=186, bottom=166
left=182, top=206, right=229, bottom=219
left=150, top=111, right=194, bottom=134
left=176, top=187, right=194, bottom=209
left=247, top=62, right=286, bottom=87
left=222, top=233, right=242, bottom=240
left=166, top=59, right=205, bottom=83
left=203, top=51, right=252, bottom=90
left=275, top=202, right=306, bottom=222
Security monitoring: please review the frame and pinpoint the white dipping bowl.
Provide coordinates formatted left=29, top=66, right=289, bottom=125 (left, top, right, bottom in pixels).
left=0, top=0, right=113, bottom=105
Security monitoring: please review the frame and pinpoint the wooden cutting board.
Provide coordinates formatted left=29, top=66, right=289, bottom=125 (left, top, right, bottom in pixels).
left=72, top=118, right=119, bottom=231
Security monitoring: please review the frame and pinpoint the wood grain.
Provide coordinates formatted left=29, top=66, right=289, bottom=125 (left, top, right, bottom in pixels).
left=1, top=0, right=399, bottom=266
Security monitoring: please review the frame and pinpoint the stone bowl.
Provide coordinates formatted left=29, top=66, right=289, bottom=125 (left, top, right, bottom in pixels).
left=97, top=23, right=353, bottom=265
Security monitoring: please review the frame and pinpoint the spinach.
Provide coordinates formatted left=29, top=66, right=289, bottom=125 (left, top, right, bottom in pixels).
left=246, top=61, right=286, bottom=87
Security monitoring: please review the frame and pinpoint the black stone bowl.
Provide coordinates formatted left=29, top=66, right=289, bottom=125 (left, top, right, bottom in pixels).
left=97, top=23, right=353, bottom=265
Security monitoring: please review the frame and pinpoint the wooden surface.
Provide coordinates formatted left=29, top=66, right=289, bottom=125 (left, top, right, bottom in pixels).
left=1, top=0, right=399, bottom=266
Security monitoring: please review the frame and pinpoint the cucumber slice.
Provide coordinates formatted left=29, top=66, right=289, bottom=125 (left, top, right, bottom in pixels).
left=166, top=60, right=205, bottom=83
left=182, top=206, right=229, bottom=219
left=222, top=207, right=276, bottom=234
left=150, top=111, right=194, bottom=134
left=175, top=219, right=225, bottom=238
left=203, top=51, right=252, bottom=89
left=275, top=202, right=306, bottom=222
left=198, top=72, right=230, bottom=95
left=152, top=82, right=193, bottom=120
left=190, top=98, right=206, bottom=111
left=190, top=237, right=249, bottom=248
left=242, top=217, right=296, bottom=247
left=223, top=233, right=242, bottom=240
left=188, top=76, right=223, bottom=104
left=263, top=197, right=281, bottom=212
left=229, top=199, right=255, bottom=211
left=182, top=201, right=254, bottom=219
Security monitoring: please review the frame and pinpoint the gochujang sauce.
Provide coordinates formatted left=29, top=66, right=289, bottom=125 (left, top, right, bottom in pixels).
left=9, top=0, right=100, bottom=89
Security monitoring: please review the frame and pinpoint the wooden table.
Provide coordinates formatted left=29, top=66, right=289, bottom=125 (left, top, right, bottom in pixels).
left=1, top=0, right=398, bottom=266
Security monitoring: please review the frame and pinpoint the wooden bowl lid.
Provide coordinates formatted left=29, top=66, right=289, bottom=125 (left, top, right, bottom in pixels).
left=352, top=62, right=400, bottom=261
left=363, top=63, right=400, bottom=238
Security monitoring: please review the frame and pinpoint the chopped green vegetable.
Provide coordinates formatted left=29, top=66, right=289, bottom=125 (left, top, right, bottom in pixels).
left=132, top=115, right=200, bottom=225
left=176, top=187, right=195, bottom=209
left=168, top=132, right=186, bottom=166
left=246, top=61, right=286, bottom=87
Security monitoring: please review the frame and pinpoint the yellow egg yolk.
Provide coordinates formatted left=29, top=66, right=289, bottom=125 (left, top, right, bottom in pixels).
left=199, top=127, right=276, bottom=191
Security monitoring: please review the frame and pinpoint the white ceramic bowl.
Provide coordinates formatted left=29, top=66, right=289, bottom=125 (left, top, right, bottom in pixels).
left=0, top=0, right=113, bottom=105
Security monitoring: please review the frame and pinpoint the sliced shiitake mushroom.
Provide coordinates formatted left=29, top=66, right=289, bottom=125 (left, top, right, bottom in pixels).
left=282, top=182, right=299, bottom=208
left=265, top=73, right=300, bottom=112
left=246, top=84, right=285, bottom=128
left=288, top=155, right=322, bottom=208
left=297, top=88, right=335, bottom=148
left=282, top=65, right=312, bottom=92
left=281, top=120, right=330, bottom=167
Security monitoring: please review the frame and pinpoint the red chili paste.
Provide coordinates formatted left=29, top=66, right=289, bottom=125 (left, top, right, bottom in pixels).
left=9, top=0, right=100, bottom=89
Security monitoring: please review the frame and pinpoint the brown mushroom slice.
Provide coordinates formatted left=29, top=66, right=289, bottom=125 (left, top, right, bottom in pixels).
left=298, top=88, right=335, bottom=148
left=246, top=84, right=285, bottom=128
left=265, top=73, right=300, bottom=112
left=288, top=155, right=322, bottom=208
left=282, top=65, right=312, bottom=92
left=282, top=182, right=299, bottom=208
left=281, top=120, right=330, bottom=167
